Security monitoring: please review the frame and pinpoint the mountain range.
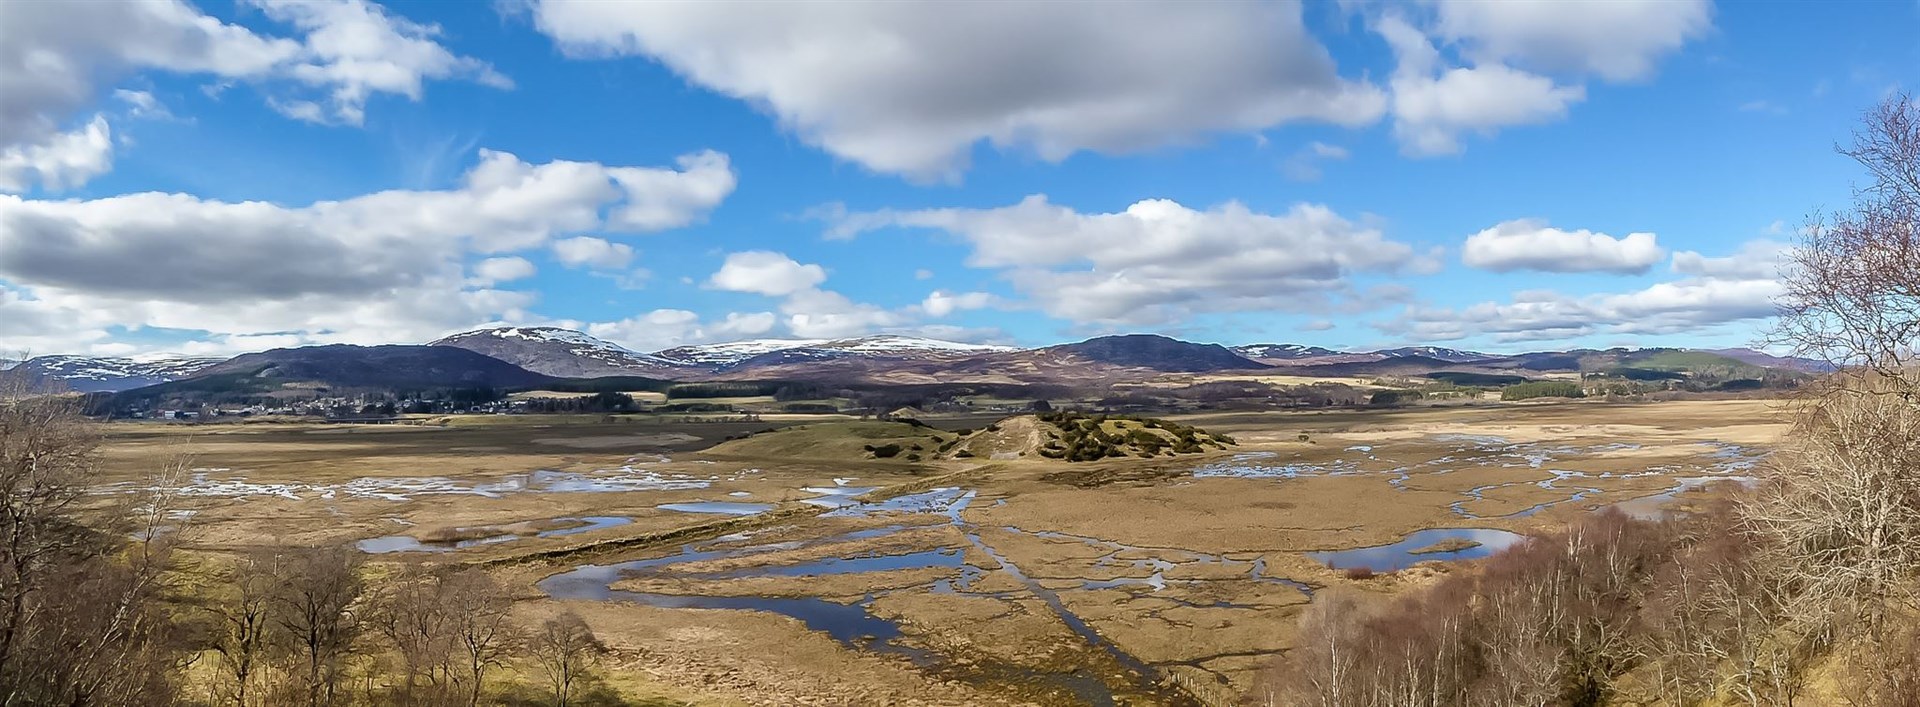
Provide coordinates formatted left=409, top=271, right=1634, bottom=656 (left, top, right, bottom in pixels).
left=9, top=326, right=1827, bottom=396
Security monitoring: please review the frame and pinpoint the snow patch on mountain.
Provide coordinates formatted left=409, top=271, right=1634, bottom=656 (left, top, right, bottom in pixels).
left=1233, top=343, right=1340, bottom=360
left=657, top=336, right=1013, bottom=368
left=13, top=355, right=222, bottom=392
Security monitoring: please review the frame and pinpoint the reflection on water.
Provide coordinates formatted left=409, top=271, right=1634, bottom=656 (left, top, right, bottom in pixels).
left=1608, top=476, right=1757, bottom=520
left=358, top=515, right=634, bottom=553
left=1308, top=528, right=1527, bottom=572
left=657, top=501, right=774, bottom=515
left=536, top=487, right=1222, bottom=706
left=107, top=462, right=728, bottom=501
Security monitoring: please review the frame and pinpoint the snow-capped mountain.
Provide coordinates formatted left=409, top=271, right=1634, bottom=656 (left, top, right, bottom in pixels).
left=653, top=339, right=831, bottom=368
left=657, top=335, right=1016, bottom=370
left=1370, top=346, right=1497, bottom=363
left=1232, top=343, right=1341, bottom=360
left=11, top=355, right=222, bottom=393
left=806, top=335, right=1017, bottom=355
left=431, top=327, right=684, bottom=378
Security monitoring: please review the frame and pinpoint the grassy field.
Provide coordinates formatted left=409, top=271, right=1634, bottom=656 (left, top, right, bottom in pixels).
left=99, top=398, right=1788, bottom=705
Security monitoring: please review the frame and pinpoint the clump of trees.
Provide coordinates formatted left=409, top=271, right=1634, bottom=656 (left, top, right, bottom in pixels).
left=1264, top=94, right=1920, bottom=707
left=199, top=551, right=614, bottom=706
left=1500, top=381, right=1585, bottom=401
left=1367, top=389, right=1423, bottom=407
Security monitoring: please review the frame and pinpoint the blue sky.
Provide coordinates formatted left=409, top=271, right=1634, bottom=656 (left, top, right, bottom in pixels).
left=0, top=0, right=1914, bottom=358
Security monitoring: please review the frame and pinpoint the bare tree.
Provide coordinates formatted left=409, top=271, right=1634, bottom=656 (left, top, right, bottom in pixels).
left=1761, top=93, right=1920, bottom=644
left=1772, top=93, right=1920, bottom=393
left=371, top=564, right=452, bottom=704
left=0, top=381, right=99, bottom=671
left=212, top=550, right=282, bottom=706
left=529, top=612, right=603, bottom=707
left=442, top=569, right=517, bottom=707
left=270, top=545, right=364, bottom=707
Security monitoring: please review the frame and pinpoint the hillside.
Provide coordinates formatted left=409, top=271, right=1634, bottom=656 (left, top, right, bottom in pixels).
left=120, top=345, right=552, bottom=403
left=654, top=338, right=830, bottom=368
left=432, top=327, right=686, bottom=378
left=952, top=412, right=1235, bottom=462
left=6, top=355, right=221, bottom=393
left=1035, top=334, right=1269, bottom=373
left=703, top=421, right=961, bottom=462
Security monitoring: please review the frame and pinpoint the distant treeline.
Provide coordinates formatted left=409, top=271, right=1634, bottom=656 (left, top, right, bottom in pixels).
left=1500, top=381, right=1585, bottom=400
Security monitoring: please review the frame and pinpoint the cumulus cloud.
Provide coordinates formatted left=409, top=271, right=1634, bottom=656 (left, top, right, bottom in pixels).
left=527, top=0, right=1384, bottom=181
left=920, top=290, right=996, bottom=318
left=250, top=0, right=512, bottom=125
left=1376, top=14, right=1583, bottom=156
left=551, top=236, right=634, bottom=270
left=0, top=116, right=112, bottom=193
left=706, top=251, right=827, bottom=297
left=1431, top=0, right=1712, bottom=82
left=0, top=148, right=733, bottom=352
left=1380, top=240, right=1783, bottom=343
left=0, top=0, right=506, bottom=157
left=471, top=256, right=536, bottom=284
left=1461, top=219, right=1666, bottom=274
left=779, top=288, right=908, bottom=339
left=828, top=195, right=1434, bottom=325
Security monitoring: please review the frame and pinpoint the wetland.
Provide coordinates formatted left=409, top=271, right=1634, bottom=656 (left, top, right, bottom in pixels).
left=95, top=399, right=1784, bottom=705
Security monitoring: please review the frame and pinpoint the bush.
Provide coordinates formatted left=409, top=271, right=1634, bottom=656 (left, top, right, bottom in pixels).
left=864, top=443, right=903, bottom=458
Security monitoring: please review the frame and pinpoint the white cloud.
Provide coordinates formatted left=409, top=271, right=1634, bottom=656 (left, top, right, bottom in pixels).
left=551, top=236, right=634, bottom=270
left=472, top=256, right=536, bottom=284
left=602, top=150, right=737, bottom=231
left=1381, top=239, right=1783, bottom=343
left=1298, top=319, right=1336, bottom=332
left=0, top=115, right=112, bottom=192
left=829, top=195, right=1434, bottom=325
left=1431, top=0, right=1712, bottom=82
left=779, top=288, right=908, bottom=339
left=528, top=0, right=1384, bottom=181
left=1376, top=15, right=1584, bottom=157
left=0, top=148, right=732, bottom=352
left=706, top=251, right=827, bottom=297
left=1671, top=240, right=1787, bottom=280
left=913, top=269, right=934, bottom=281
left=251, top=0, right=512, bottom=125
left=1461, top=218, right=1666, bottom=274
left=112, top=89, right=171, bottom=119
left=0, top=0, right=505, bottom=154
left=920, top=290, right=996, bottom=318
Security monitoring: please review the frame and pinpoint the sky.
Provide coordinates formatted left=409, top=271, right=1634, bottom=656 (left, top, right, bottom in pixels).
left=0, top=0, right=1914, bottom=359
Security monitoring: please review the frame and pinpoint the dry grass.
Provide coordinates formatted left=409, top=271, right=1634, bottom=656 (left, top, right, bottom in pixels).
left=102, top=399, right=1790, bottom=705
